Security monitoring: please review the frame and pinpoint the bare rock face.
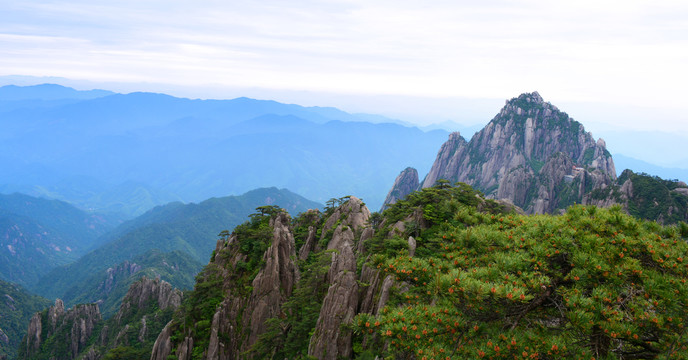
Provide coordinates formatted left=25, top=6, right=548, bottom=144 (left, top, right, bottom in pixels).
left=24, top=313, right=42, bottom=354
left=308, top=197, right=371, bottom=359
left=115, top=277, right=182, bottom=325
left=101, top=261, right=142, bottom=296
left=22, top=299, right=101, bottom=359
left=382, top=167, right=420, bottom=211
left=154, top=211, right=300, bottom=360
left=150, top=322, right=174, bottom=360
left=309, top=233, right=358, bottom=358
left=423, top=132, right=469, bottom=188
left=241, top=212, right=299, bottom=351
left=418, top=92, right=616, bottom=214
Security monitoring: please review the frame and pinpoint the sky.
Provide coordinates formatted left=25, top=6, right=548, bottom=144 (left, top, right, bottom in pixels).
left=1, top=0, right=687, bottom=164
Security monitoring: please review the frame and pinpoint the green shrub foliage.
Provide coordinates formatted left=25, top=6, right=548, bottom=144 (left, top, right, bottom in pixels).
left=354, top=203, right=688, bottom=359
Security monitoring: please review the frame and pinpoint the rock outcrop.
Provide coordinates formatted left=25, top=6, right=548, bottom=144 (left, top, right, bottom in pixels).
left=148, top=197, right=412, bottom=360
left=114, top=276, right=182, bottom=325
left=21, top=300, right=101, bottom=359
left=19, top=277, right=182, bottom=360
left=382, top=167, right=420, bottom=211
left=416, top=92, right=616, bottom=214
left=151, top=210, right=300, bottom=360
left=308, top=197, right=369, bottom=359
left=242, top=212, right=299, bottom=349
left=585, top=169, right=688, bottom=224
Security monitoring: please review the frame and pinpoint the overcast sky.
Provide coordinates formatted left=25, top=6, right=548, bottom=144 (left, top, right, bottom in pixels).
left=2, top=1, right=688, bottom=149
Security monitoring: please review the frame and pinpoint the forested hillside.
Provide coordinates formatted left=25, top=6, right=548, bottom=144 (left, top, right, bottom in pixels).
left=34, top=187, right=321, bottom=303
left=0, top=193, right=119, bottom=287
left=148, top=182, right=688, bottom=359
left=0, top=280, right=50, bottom=360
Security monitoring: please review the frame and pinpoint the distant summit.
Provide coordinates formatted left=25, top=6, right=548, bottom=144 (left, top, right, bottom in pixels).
left=384, top=91, right=617, bottom=214
left=0, top=83, right=114, bottom=101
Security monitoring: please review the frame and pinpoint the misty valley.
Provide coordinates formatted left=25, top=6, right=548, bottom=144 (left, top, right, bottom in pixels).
left=1, top=85, right=688, bottom=360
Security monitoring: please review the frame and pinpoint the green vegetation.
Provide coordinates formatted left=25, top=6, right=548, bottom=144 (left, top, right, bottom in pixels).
left=0, top=193, right=119, bottom=288
left=0, top=280, right=51, bottom=360
left=64, top=249, right=202, bottom=318
left=591, top=170, right=688, bottom=225
left=123, top=182, right=688, bottom=359
left=17, top=277, right=178, bottom=360
left=167, top=206, right=281, bottom=359
left=353, top=193, right=688, bottom=359
left=622, top=171, right=688, bottom=224
left=34, top=187, right=321, bottom=301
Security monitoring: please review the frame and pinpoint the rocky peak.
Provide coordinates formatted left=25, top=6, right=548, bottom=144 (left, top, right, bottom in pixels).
left=308, top=198, right=372, bottom=359
left=242, top=211, right=299, bottom=349
left=321, top=196, right=370, bottom=238
left=381, top=167, right=419, bottom=211
left=21, top=300, right=101, bottom=359
left=152, top=210, right=301, bottom=360
left=415, top=92, right=617, bottom=214
left=114, top=277, right=181, bottom=324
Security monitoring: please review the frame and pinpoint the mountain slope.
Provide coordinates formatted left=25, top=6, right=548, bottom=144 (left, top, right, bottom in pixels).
left=18, top=277, right=182, bottom=360
left=587, top=169, right=688, bottom=224
left=1, top=84, right=448, bottom=212
left=63, top=250, right=202, bottom=318
left=0, top=280, right=51, bottom=360
left=33, top=187, right=321, bottom=301
left=149, top=183, right=688, bottom=359
left=0, top=193, right=119, bottom=287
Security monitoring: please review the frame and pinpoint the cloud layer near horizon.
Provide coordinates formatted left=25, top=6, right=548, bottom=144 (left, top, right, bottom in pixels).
left=1, top=1, right=688, bottom=133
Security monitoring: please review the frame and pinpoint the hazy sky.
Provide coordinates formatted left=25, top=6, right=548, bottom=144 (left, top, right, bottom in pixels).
left=2, top=1, right=688, bottom=138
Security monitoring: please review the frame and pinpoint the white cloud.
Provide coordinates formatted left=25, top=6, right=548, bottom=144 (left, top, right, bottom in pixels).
left=1, top=0, right=687, bottom=133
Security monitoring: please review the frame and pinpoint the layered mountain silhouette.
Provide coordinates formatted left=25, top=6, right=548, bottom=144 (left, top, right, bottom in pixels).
left=0, top=84, right=447, bottom=216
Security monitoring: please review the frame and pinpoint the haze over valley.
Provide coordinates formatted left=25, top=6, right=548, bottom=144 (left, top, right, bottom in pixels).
left=2, top=1, right=688, bottom=359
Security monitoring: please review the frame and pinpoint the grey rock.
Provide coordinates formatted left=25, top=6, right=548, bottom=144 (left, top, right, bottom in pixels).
left=115, top=277, right=181, bottom=325
left=242, top=212, right=299, bottom=351
left=382, top=167, right=420, bottom=211
left=408, top=236, right=416, bottom=257
left=150, top=321, right=173, bottom=360
left=417, top=92, right=616, bottom=214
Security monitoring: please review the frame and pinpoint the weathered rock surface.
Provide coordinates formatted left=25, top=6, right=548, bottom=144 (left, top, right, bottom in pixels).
left=242, top=212, right=299, bottom=350
left=114, top=276, right=182, bottom=325
left=19, top=277, right=182, bottom=360
left=382, top=167, right=420, bottom=210
left=21, top=299, right=101, bottom=359
left=585, top=169, right=688, bottom=224
left=308, top=196, right=371, bottom=359
left=418, top=92, right=616, bottom=214
left=150, top=322, right=174, bottom=360
left=149, top=198, right=412, bottom=360
left=152, top=211, right=300, bottom=360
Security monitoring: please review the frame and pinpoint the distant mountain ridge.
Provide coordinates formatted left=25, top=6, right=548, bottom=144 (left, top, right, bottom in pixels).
left=0, top=84, right=448, bottom=214
left=33, top=187, right=321, bottom=302
left=0, top=193, right=120, bottom=287
left=0, top=84, right=113, bottom=101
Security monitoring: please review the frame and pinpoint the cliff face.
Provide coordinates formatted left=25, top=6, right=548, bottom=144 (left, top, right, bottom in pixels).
left=151, top=211, right=301, bottom=360
left=18, top=277, right=181, bottom=360
left=381, top=167, right=420, bottom=211
left=151, top=197, right=417, bottom=360
left=586, top=169, right=688, bottom=224
left=20, top=299, right=101, bottom=360
left=420, top=92, right=616, bottom=213
left=307, top=197, right=370, bottom=359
